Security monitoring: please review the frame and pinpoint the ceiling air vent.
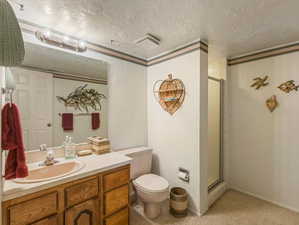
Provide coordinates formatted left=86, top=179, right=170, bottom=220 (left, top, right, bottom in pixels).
left=134, top=33, right=160, bottom=49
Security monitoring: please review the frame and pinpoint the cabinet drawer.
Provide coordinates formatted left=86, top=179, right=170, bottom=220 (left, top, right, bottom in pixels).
left=65, top=177, right=98, bottom=207
left=31, top=215, right=58, bottom=225
left=104, top=208, right=129, bottom=225
left=104, top=185, right=129, bottom=216
left=9, top=192, right=58, bottom=225
left=103, top=168, right=130, bottom=191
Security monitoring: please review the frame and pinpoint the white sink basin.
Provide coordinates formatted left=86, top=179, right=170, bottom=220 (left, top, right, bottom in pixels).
left=14, top=160, right=85, bottom=183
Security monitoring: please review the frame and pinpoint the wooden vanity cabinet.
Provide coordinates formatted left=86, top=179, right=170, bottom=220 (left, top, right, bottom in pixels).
left=2, top=165, right=130, bottom=225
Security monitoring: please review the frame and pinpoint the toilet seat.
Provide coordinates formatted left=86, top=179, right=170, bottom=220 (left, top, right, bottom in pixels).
left=133, top=173, right=169, bottom=193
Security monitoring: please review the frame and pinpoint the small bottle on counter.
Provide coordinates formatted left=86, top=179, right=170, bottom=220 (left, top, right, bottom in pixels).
left=64, top=136, right=76, bottom=159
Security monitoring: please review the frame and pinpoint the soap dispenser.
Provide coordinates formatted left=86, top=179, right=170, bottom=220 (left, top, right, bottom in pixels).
left=64, top=136, right=76, bottom=159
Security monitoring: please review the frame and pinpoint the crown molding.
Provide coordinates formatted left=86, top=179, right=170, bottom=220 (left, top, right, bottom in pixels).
left=19, top=19, right=208, bottom=67
left=147, top=41, right=208, bottom=66
left=228, top=42, right=299, bottom=66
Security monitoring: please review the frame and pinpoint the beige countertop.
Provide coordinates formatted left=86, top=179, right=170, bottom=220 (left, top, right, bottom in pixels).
left=2, top=152, right=132, bottom=201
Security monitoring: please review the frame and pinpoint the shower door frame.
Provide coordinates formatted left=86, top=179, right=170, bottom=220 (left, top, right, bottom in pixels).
left=208, top=76, right=224, bottom=192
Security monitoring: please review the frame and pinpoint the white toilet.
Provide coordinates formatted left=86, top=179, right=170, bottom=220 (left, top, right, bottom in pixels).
left=116, top=147, right=169, bottom=219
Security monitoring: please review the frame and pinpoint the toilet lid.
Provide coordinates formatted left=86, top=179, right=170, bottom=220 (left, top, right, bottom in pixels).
left=133, top=174, right=169, bottom=193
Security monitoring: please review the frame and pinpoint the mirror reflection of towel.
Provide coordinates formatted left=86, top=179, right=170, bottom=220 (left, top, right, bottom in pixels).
left=2, top=103, right=28, bottom=179
left=92, top=113, right=100, bottom=130
left=62, top=113, right=73, bottom=131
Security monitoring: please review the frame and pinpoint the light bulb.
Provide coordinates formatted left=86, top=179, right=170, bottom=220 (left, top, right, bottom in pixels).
left=63, top=36, right=70, bottom=42
left=78, top=41, right=86, bottom=48
left=44, top=30, right=51, bottom=38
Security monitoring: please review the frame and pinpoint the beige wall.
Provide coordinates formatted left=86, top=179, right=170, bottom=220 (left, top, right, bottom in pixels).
left=227, top=52, right=299, bottom=212
left=208, top=49, right=227, bottom=80
left=147, top=50, right=208, bottom=214
left=199, top=50, right=209, bottom=213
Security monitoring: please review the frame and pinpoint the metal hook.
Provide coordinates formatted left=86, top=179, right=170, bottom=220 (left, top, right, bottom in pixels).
left=9, top=90, right=13, bottom=107
left=2, top=88, right=14, bottom=107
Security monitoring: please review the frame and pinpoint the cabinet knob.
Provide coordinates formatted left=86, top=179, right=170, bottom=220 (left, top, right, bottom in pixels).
left=47, top=123, right=52, bottom=127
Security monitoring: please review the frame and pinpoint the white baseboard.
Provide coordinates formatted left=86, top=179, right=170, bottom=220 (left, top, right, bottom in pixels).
left=188, top=206, right=203, bottom=217
left=230, top=186, right=299, bottom=213
left=189, top=206, right=204, bottom=217
left=188, top=182, right=228, bottom=216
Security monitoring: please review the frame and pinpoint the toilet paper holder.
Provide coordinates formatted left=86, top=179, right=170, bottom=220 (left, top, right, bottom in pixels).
left=178, top=167, right=190, bottom=183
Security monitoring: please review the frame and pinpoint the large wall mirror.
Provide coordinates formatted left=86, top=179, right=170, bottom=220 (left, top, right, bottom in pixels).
left=5, top=42, right=108, bottom=151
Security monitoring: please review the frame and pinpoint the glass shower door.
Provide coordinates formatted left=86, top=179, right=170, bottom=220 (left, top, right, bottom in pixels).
left=208, top=77, right=223, bottom=191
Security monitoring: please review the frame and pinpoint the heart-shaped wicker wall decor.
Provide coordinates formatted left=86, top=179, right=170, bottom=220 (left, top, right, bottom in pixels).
left=153, top=74, right=185, bottom=115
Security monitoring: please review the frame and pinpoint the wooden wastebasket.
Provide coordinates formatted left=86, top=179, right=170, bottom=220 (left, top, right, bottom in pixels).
left=169, top=187, right=188, bottom=217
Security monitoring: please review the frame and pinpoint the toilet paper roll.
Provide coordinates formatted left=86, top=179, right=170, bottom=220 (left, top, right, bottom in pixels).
left=178, top=171, right=188, bottom=181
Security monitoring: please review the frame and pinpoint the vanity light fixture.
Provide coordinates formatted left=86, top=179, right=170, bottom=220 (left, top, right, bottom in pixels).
left=35, top=30, right=87, bottom=52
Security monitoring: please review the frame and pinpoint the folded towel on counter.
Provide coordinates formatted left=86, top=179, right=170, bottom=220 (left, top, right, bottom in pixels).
left=91, top=112, right=100, bottom=130
left=62, top=113, right=73, bottom=131
left=2, top=103, right=28, bottom=179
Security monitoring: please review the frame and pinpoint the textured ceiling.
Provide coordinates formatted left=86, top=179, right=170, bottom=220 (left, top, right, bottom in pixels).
left=13, top=0, right=299, bottom=59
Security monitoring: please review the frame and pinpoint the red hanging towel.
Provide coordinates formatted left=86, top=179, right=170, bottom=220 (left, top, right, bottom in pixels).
left=91, top=112, right=100, bottom=130
left=62, top=113, right=73, bottom=131
left=1, top=103, right=28, bottom=180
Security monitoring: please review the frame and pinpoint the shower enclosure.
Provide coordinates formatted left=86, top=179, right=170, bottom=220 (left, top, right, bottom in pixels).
left=208, top=77, right=224, bottom=191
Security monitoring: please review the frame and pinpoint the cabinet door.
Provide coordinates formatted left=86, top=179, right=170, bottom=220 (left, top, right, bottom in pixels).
left=105, top=185, right=129, bottom=216
left=104, top=208, right=129, bottom=225
left=65, top=199, right=99, bottom=225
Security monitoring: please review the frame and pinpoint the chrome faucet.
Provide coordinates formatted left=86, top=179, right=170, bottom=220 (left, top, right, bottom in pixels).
left=39, top=144, right=58, bottom=166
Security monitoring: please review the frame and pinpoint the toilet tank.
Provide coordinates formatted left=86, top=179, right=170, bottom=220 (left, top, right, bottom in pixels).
left=114, top=147, right=152, bottom=179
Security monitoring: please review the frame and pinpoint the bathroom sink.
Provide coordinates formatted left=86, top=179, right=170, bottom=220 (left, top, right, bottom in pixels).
left=14, top=160, right=85, bottom=183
